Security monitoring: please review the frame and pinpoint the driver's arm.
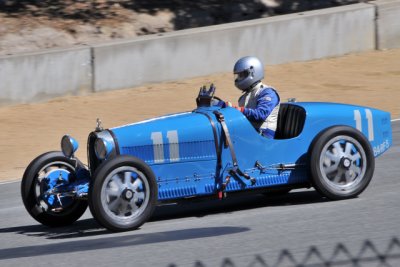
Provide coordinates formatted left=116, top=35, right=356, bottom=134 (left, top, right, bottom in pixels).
left=241, top=89, right=279, bottom=121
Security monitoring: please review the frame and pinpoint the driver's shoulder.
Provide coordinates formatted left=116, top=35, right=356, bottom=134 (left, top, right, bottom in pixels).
left=257, top=84, right=277, bottom=97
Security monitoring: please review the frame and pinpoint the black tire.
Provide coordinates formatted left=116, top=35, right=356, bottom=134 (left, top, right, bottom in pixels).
left=309, top=126, right=375, bottom=200
left=89, top=155, right=157, bottom=232
left=21, top=151, right=88, bottom=227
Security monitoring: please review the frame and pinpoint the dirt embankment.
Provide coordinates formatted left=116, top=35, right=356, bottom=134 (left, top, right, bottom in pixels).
left=0, top=48, right=399, bottom=182
left=0, top=0, right=363, bottom=55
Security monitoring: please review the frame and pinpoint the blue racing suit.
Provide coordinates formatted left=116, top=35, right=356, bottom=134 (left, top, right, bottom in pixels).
left=238, top=82, right=280, bottom=138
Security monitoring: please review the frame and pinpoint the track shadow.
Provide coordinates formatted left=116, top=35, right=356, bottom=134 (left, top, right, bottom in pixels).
left=0, top=226, right=249, bottom=260
left=0, top=218, right=108, bottom=239
left=0, top=189, right=329, bottom=240
left=151, top=189, right=329, bottom=222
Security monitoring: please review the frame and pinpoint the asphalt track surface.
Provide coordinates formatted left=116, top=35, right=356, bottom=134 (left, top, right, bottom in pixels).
left=0, top=121, right=399, bottom=267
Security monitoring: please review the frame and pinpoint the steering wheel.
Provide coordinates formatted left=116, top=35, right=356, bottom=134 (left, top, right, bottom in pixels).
left=212, top=96, right=223, bottom=102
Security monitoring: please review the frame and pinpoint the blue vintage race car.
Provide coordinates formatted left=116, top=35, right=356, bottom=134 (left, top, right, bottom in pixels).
left=21, top=87, right=392, bottom=231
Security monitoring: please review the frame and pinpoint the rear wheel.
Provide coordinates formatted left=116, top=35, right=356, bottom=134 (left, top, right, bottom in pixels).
left=310, top=126, right=375, bottom=200
left=89, top=155, right=157, bottom=232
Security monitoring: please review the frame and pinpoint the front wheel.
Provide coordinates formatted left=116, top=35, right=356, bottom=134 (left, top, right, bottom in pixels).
left=21, top=152, right=88, bottom=227
left=89, top=155, right=158, bottom=232
left=309, top=126, right=375, bottom=200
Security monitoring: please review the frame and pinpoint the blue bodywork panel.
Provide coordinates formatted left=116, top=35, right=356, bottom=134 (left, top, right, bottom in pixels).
left=27, top=94, right=395, bottom=233
left=102, top=102, right=392, bottom=201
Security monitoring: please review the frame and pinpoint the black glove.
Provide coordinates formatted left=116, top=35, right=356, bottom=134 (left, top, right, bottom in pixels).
left=199, top=84, right=215, bottom=97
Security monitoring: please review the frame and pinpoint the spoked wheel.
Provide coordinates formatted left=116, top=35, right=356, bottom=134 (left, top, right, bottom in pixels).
left=310, top=126, right=375, bottom=200
left=89, top=155, right=157, bottom=232
left=21, top=152, right=88, bottom=227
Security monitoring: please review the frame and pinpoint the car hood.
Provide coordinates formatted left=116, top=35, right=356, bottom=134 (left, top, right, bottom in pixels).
left=109, top=111, right=218, bottom=164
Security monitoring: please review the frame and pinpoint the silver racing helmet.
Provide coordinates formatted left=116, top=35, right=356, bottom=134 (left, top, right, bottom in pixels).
left=233, top=56, right=264, bottom=91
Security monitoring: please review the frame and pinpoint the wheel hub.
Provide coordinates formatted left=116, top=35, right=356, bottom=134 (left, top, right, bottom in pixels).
left=42, top=169, right=72, bottom=208
left=122, top=188, right=134, bottom=201
left=341, top=157, right=352, bottom=169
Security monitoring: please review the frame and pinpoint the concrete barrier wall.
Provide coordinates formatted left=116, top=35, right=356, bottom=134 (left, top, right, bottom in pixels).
left=0, top=2, right=399, bottom=104
left=374, top=0, right=400, bottom=49
left=93, top=3, right=375, bottom=91
left=0, top=47, right=91, bottom=105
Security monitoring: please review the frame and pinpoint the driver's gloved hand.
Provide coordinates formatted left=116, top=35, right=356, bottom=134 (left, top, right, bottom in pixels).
left=207, top=84, right=216, bottom=96
left=199, top=84, right=216, bottom=97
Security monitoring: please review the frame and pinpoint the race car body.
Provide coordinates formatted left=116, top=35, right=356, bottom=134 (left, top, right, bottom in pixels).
left=21, top=90, right=392, bottom=231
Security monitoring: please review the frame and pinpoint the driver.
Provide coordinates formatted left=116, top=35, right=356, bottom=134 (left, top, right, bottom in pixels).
left=231, top=56, right=280, bottom=138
